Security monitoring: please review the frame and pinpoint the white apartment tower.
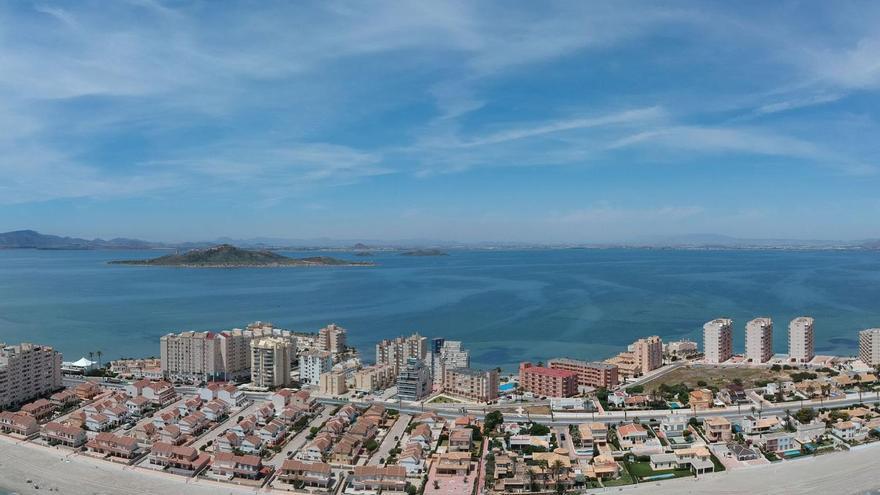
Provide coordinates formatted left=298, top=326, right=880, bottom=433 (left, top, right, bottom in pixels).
left=300, top=350, right=333, bottom=386
left=375, top=333, right=428, bottom=374
left=859, top=328, right=880, bottom=366
left=431, top=341, right=471, bottom=386
left=703, top=318, right=733, bottom=364
left=788, top=317, right=814, bottom=363
left=250, top=337, right=293, bottom=388
left=397, top=357, right=431, bottom=401
left=0, top=342, right=62, bottom=409
left=745, top=317, right=773, bottom=363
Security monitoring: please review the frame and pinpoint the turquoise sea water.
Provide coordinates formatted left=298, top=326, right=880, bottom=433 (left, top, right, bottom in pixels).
left=1, top=248, right=879, bottom=371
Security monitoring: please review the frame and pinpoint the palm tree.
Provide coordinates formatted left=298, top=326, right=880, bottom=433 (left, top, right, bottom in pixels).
left=96, top=350, right=103, bottom=368
left=88, top=351, right=94, bottom=363
left=551, top=459, right=565, bottom=495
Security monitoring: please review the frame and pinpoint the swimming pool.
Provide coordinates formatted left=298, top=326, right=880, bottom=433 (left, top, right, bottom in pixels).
left=499, top=382, right=516, bottom=392
left=782, top=449, right=803, bottom=457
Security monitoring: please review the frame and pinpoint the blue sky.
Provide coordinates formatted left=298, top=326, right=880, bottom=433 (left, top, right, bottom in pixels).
left=2, top=1, right=880, bottom=243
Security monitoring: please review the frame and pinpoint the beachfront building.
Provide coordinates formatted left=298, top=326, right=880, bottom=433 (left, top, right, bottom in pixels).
left=442, top=367, right=499, bottom=402
left=703, top=318, right=734, bottom=364
left=859, top=328, right=880, bottom=366
left=160, top=330, right=252, bottom=382
left=633, top=336, right=663, bottom=374
left=664, top=339, right=699, bottom=358
left=376, top=333, right=428, bottom=375
left=547, top=358, right=619, bottom=389
left=745, top=317, right=773, bottom=363
left=352, top=364, right=396, bottom=393
left=110, top=358, right=163, bottom=380
left=605, top=336, right=662, bottom=378
left=300, top=350, right=333, bottom=386
left=250, top=337, right=293, bottom=388
left=519, top=362, right=578, bottom=398
left=318, top=370, right=348, bottom=395
left=278, top=460, right=333, bottom=490
left=0, top=342, right=62, bottom=410
left=397, top=357, right=431, bottom=401
left=431, top=340, right=470, bottom=386
left=789, top=317, right=815, bottom=363
left=318, top=323, right=347, bottom=356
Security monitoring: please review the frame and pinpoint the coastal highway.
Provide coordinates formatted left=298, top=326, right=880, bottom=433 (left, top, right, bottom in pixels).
left=316, top=389, right=878, bottom=426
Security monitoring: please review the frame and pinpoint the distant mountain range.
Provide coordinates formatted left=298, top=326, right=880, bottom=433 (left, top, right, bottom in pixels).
left=0, top=230, right=162, bottom=250
left=2, top=229, right=880, bottom=251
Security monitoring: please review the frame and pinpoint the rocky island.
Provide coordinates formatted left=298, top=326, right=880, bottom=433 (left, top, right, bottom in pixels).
left=109, top=244, right=375, bottom=268
left=400, top=248, right=448, bottom=256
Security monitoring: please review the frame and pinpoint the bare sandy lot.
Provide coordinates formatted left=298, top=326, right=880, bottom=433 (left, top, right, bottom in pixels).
left=0, top=436, right=255, bottom=495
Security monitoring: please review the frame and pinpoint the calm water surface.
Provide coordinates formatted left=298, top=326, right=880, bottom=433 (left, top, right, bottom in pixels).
left=1, top=248, right=879, bottom=371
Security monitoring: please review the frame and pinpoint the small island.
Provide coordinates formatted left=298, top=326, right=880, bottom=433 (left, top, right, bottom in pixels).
left=109, top=244, right=375, bottom=268
left=400, top=248, right=448, bottom=256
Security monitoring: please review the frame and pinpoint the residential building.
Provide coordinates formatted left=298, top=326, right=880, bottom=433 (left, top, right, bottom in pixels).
left=442, top=367, right=499, bottom=402
left=318, top=323, right=347, bottom=355
left=318, top=370, right=348, bottom=395
left=703, top=417, right=732, bottom=443
left=278, top=460, right=333, bottom=489
left=21, top=398, right=55, bottom=421
left=149, top=442, right=210, bottom=474
left=352, top=365, right=395, bottom=392
left=0, top=342, right=62, bottom=409
left=160, top=330, right=252, bottom=382
left=616, top=423, right=649, bottom=448
left=758, top=431, right=796, bottom=453
left=633, top=336, right=663, bottom=374
left=788, top=317, right=815, bottom=363
left=518, top=362, right=577, bottom=398
left=547, top=358, right=619, bottom=389
left=0, top=411, right=39, bottom=437
left=211, top=452, right=263, bottom=479
left=41, top=422, right=86, bottom=447
left=859, top=328, right=880, bottom=366
left=375, top=333, right=427, bottom=374
left=431, top=340, right=470, bottom=386
left=703, top=318, right=734, bottom=364
left=110, top=358, right=162, bottom=379
left=435, top=451, right=471, bottom=476
left=663, top=339, right=699, bottom=358
left=745, top=317, right=773, bottom=363
left=349, top=465, right=407, bottom=493
left=448, top=427, right=473, bottom=452
left=87, top=432, right=140, bottom=459
left=250, top=337, right=293, bottom=388
left=397, top=357, right=431, bottom=401
left=689, top=389, right=714, bottom=410
left=125, top=379, right=177, bottom=406
left=300, top=350, right=333, bottom=386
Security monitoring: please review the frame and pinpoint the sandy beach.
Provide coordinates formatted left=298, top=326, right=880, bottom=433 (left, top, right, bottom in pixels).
left=0, top=436, right=256, bottom=495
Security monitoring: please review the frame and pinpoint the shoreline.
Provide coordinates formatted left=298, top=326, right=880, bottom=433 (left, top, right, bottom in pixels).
left=0, top=435, right=254, bottom=495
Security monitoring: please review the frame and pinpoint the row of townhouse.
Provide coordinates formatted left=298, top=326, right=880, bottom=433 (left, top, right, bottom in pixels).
left=87, top=432, right=141, bottom=460
left=149, top=441, right=211, bottom=475
left=0, top=411, right=39, bottom=437
left=42, top=421, right=87, bottom=447
left=124, top=379, right=177, bottom=407
left=278, top=460, right=334, bottom=490
left=211, top=452, right=263, bottom=480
